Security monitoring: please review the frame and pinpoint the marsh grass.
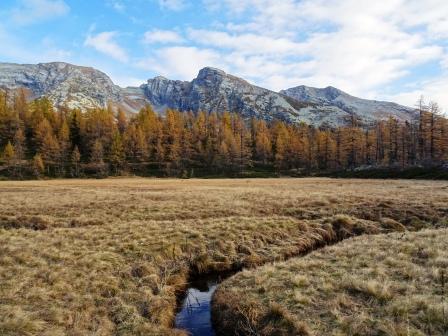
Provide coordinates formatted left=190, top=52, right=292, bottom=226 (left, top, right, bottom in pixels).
left=214, top=229, right=448, bottom=336
left=0, top=178, right=447, bottom=335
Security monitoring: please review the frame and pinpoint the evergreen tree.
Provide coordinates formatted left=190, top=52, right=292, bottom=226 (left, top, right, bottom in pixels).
left=71, top=146, right=81, bottom=177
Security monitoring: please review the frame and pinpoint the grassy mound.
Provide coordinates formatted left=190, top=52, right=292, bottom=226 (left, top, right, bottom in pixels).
left=0, top=178, right=447, bottom=335
left=213, top=229, right=448, bottom=336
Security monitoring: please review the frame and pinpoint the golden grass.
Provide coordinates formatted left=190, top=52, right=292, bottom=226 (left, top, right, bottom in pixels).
left=214, top=229, right=448, bottom=335
left=0, top=178, right=447, bottom=335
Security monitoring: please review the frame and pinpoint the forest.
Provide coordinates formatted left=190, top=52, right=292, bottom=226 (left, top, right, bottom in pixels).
left=0, top=89, right=447, bottom=179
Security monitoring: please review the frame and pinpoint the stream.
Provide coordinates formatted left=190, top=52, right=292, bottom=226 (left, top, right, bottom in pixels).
left=174, top=235, right=348, bottom=335
left=175, top=273, right=230, bottom=336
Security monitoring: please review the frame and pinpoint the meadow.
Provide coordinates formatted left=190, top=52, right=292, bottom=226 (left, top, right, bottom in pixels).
left=0, top=178, right=447, bottom=335
left=214, top=229, right=448, bottom=335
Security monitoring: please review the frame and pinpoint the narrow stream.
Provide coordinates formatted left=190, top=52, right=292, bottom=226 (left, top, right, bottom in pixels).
left=174, top=229, right=374, bottom=335
left=175, top=273, right=230, bottom=335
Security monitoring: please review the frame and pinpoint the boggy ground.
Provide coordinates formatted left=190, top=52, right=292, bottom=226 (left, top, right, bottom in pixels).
left=214, top=229, right=448, bottom=336
left=0, top=178, right=447, bottom=335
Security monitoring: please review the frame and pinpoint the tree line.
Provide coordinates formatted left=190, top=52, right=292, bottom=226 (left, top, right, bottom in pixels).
left=0, top=89, right=447, bottom=178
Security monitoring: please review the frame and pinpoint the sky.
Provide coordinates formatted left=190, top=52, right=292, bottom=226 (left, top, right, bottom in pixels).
left=0, top=0, right=448, bottom=112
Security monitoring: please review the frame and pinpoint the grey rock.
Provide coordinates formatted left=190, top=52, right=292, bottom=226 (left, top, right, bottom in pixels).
left=0, top=61, right=417, bottom=126
left=141, top=67, right=306, bottom=123
left=280, top=85, right=417, bottom=124
left=0, top=62, right=129, bottom=110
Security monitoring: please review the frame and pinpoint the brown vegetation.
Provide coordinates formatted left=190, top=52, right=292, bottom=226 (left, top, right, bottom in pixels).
left=214, top=229, right=448, bottom=335
left=0, top=178, right=447, bottom=335
left=1, top=90, right=447, bottom=179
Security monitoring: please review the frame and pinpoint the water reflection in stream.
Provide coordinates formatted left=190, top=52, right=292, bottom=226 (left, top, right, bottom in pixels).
left=175, top=275, right=222, bottom=336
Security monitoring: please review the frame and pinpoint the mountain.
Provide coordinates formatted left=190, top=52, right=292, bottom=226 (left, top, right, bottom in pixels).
left=0, top=62, right=142, bottom=112
left=280, top=85, right=416, bottom=124
left=140, top=67, right=308, bottom=124
left=139, top=67, right=417, bottom=125
left=0, top=61, right=417, bottom=126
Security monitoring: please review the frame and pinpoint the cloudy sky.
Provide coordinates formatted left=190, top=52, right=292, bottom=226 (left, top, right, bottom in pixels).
left=1, top=0, right=448, bottom=111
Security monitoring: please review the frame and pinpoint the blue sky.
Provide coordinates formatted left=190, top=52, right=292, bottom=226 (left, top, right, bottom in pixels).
left=1, top=0, right=448, bottom=111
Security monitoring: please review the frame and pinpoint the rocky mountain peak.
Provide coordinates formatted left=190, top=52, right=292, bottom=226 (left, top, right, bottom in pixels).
left=0, top=62, right=123, bottom=110
left=322, top=86, right=343, bottom=100
left=192, top=67, right=230, bottom=91
left=0, top=61, right=417, bottom=126
left=281, top=85, right=416, bottom=122
left=196, top=67, right=226, bottom=81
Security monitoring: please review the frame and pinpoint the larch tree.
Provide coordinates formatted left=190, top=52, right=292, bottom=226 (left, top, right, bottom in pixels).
left=13, top=128, right=26, bottom=163
left=117, top=108, right=127, bottom=134
left=254, top=119, right=272, bottom=165
left=71, top=146, right=81, bottom=177
left=109, top=131, right=125, bottom=175
left=32, top=154, right=45, bottom=178
left=58, top=120, right=71, bottom=174
left=124, top=124, right=148, bottom=163
left=2, top=141, right=15, bottom=165
left=41, top=132, right=60, bottom=175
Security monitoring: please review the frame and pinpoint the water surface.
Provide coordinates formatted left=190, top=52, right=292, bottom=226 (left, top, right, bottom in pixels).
left=175, top=275, right=223, bottom=336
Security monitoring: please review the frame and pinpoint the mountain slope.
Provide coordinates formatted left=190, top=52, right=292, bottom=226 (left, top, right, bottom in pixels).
left=0, top=61, right=417, bottom=126
left=140, top=67, right=308, bottom=123
left=280, top=85, right=416, bottom=123
left=0, top=62, right=142, bottom=112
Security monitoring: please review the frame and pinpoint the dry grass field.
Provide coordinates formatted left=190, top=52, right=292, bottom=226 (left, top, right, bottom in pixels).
left=0, top=178, right=447, bottom=335
left=214, top=229, right=448, bottom=336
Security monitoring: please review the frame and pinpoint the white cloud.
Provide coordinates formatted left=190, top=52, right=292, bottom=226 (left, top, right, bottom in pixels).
left=386, top=76, right=448, bottom=115
left=11, top=0, right=69, bottom=25
left=143, top=30, right=184, bottom=44
left=111, top=76, right=146, bottom=88
left=137, top=47, right=222, bottom=80
left=158, top=0, right=186, bottom=11
left=189, top=0, right=448, bottom=107
left=187, top=29, right=304, bottom=55
left=84, top=31, right=129, bottom=63
left=108, top=1, right=126, bottom=12
left=0, top=25, right=72, bottom=63
left=40, top=37, right=72, bottom=61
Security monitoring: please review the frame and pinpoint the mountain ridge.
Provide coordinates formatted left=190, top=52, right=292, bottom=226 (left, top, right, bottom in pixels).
left=0, top=61, right=417, bottom=126
left=280, top=85, right=416, bottom=123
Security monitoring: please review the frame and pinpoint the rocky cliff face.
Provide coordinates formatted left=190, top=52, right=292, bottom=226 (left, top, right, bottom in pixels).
left=140, top=67, right=416, bottom=126
left=0, top=61, right=417, bottom=126
left=141, top=67, right=307, bottom=123
left=0, top=62, right=126, bottom=110
left=280, top=85, right=416, bottom=124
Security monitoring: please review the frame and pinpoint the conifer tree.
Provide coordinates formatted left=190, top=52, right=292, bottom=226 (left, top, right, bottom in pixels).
left=13, top=88, right=29, bottom=122
left=90, top=139, right=106, bottom=176
left=117, top=108, right=127, bottom=134
left=41, top=132, right=60, bottom=175
left=254, top=120, right=272, bottom=164
left=69, top=109, right=83, bottom=151
left=71, top=146, right=81, bottom=177
left=124, top=124, right=148, bottom=163
left=109, top=132, right=125, bottom=174
left=164, top=110, right=182, bottom=173
left=2, top=141, right=15, bottom=165
left=13, top=128, right=26, bottom=162
left=0, top=92, right=20, bottom=149
left=90, top=140, right=104, bottom=164
left=32, top=154, right=44, bottom=178
left=58, top=120, right=70, bottom=174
